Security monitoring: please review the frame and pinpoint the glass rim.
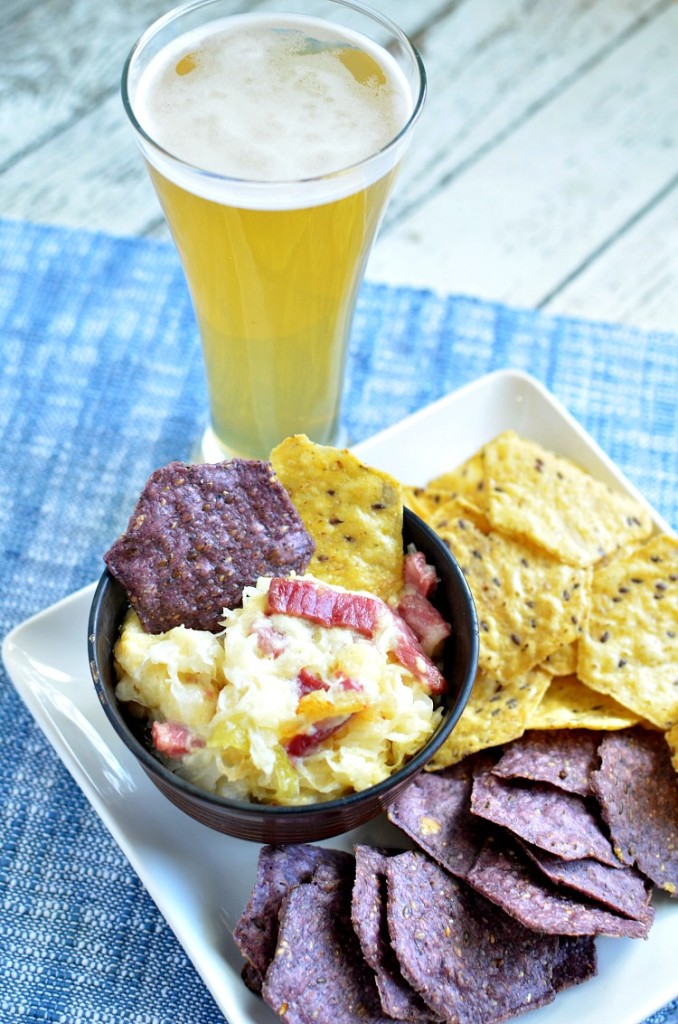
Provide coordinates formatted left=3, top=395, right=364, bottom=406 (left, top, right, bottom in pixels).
left=120, top=0, right=427, bottom=192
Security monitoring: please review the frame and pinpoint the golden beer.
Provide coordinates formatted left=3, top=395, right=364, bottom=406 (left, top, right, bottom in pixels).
left=124, top=5, right=425, bottom=459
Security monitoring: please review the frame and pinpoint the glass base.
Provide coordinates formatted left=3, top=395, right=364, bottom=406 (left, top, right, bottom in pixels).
left=191, top=424, right=350, bottom=464
left=191, top=425, right=237, bottom=464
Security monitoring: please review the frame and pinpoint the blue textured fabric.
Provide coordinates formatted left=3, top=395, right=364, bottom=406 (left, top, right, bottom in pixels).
left=0, top=217, right=676, bottom=1024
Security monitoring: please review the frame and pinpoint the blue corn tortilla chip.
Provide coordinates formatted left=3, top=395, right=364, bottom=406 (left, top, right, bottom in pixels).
left=241, top=960, right=263, bottom=995
left=351, top=846, right=441, bottom=1023
left=262, top=865, right=400, bottom=1024
left=518, top=840, right=654, bottom=924
left=104, top=459, right=315, bottom=633
left=385, top=850, right=560, bottom=1024
left=552, top=936, right=598, bottom=992
left=471, top=769, right=619, bottom=867
left=492, top=729, right=600, bottom=796
left=386, top=759, right=488, bottom=880
left=466, top=838, right=651, bottom=938
left=233, top=844, right=352, bottom=978
left=591, top=727, right=678, bottom=896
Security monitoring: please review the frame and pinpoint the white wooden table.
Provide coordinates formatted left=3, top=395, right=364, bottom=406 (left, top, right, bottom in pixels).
left=3, top=0, right=678, bottom=334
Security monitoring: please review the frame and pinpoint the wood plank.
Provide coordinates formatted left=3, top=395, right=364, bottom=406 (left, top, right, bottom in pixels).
left=0, top=0, right=174, bottom=168
left=541, top=178, right=678, bottom=333
left=0, top=95, right=160, bottom=236
left=387, top=0, right=664, bottom=225
left=0, top=0, right=662, bottom=241
left=5, top=0, right=33, bottom=23
left=367, top=5, right=678, bottom=312
left=3, top=0, right=677, bottom=335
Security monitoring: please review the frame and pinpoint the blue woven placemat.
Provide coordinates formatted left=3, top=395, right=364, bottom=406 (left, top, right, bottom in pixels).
left=0, top=216, right=676, bottom=1024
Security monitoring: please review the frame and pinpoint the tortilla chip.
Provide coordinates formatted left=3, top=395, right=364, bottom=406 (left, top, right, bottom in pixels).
left=666, top=722, right=678, bottom=773
left=552, top=937, right=598, bottom=993
left=591, top=728, right=678, bottom=896
left=351, top=846, right=434, bottom=1022
left=429, top=666, right=551, bottom=768
left=467, top=839, right=649, bottom=939
left=492, top=729, right=599, bottom=796
left=233, top=844, right=352, bottom=977
left=104, top=459, right=315, bottom=633
left=519, top=842, right=653, bottom=924
left=428, top=501, right=590, bottom=681
left=241, top=961, right=263, bottom=996
left=387, top=759, right=488, bottom=880
left=470, top=770, right=619, bottom=867
left=427, top=448, right=487, bottom=508
left=577, top=534, right=678, bottom=729
left=483, top=431, right=653, bottom=568
left=526, top=675, right=643, bottom=731
left=541, top=640, right=578, bottom=676
left=385, top=850, right=560, bottom=1022
left=270, top=434, right=403, bottom=601
left=402, top=485, right=458, bottom=524
left=261, top=863, right=386, bottom=1023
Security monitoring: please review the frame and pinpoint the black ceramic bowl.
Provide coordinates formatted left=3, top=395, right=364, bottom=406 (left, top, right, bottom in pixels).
left=88, top=507, right=478, bottom=843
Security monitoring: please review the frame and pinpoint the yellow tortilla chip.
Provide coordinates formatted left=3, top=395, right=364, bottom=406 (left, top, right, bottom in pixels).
left=540, top=640, right=579, bottom=676
left=270, top=434, right=403, bottom=601
left=526, top=675, right=643, bottom=730
left=577, top=534, right=678, bottom=729
left=483, top=431, right=653, bottom=567
left=403, top=485, right=455, bottom=524
left=666, top=722, right=678, bottom=773
left=429, top=666, right=551, bottom=768
left=428, top=500, right=590, bottom=683
left=427, top=448, right=487, bottom=509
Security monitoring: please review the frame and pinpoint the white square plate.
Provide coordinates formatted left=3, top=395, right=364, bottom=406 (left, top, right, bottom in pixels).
left=3, top=370, right=676, bottom=1024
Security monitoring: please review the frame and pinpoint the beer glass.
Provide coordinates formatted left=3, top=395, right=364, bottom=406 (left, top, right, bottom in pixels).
left=122, top=0, right=426, bottom=461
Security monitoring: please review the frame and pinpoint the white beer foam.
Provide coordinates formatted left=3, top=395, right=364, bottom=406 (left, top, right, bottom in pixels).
left=131, top=13, right=415, bottom=209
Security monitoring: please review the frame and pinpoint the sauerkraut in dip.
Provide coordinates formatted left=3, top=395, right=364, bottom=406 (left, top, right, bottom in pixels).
left=114, top=562, right=449, bottom=805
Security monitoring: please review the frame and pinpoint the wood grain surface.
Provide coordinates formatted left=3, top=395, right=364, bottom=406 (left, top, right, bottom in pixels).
left=2, top=0, right=678, bottom=333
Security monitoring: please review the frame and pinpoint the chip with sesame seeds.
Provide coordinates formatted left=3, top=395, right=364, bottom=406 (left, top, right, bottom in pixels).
left=261, top=856, right=389, bottom=1024
left=518, top=840, right=654, bottom=925
left=405, top=432, right=678, bottom=760
left=233, top=844, right=353, bottom=982
left=351, top=845, right=437, bottom=1022
left=402, top=443, right=489, bottom=531
left=426, top=499, right=590, bottom=682
left=577, top=534, right=678, bottom=729
left=540, top=640, right=579, bottom=676
left=402, top=484, right=459, bottom=524
left=428, top=666, right=551, bottom=768
left=525, top=675, right=643, bottom=731
left=427, top=447, right=488, bottom=508
left=386, top=756, right=490, bottom=879
left=482, top=431, right=653, bottom=567
left=103, top=459, right=315, bottom=634
left=270, top=433, right=404, bottom=601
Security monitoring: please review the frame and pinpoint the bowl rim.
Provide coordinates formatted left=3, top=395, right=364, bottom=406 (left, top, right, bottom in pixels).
left=88, top=507, right=479, bottom=819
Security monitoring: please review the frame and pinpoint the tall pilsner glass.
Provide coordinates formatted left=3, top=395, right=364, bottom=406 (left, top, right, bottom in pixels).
left=122, top=0, right=426, bottom=461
